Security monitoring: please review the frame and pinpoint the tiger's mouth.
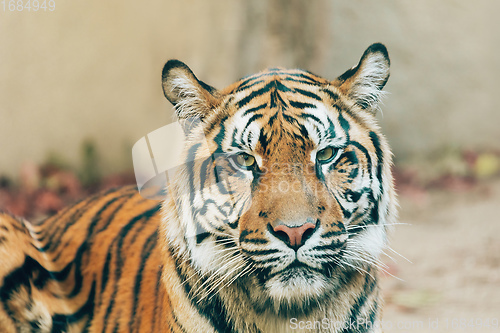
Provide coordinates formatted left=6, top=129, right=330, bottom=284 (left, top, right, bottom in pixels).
left=251, top=243, right=345, bottom=283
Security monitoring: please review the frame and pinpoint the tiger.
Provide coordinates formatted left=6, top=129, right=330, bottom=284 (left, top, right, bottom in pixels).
left=0, top=43, right=397, bottom=333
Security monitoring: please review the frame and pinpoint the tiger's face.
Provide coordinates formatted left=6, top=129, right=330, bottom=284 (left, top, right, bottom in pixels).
left=161, top=44, right=396, bottom=315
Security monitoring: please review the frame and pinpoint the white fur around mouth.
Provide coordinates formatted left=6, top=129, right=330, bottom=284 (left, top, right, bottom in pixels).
left=265, top=264, right=328, bottom=303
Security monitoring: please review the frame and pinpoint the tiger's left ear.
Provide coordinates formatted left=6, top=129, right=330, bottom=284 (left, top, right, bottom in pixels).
left=333, top=43, right=390, bottom=113
left=162, top=60, right=220, bottom=120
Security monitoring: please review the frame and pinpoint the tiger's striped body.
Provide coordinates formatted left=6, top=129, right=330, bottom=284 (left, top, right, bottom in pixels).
left=0, top=188, right=170, bottom=332
left=0, top=43, right=397, bottom=332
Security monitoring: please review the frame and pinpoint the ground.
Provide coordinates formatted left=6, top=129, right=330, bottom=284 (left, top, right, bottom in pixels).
left=380, top=179, right=500, bottom=332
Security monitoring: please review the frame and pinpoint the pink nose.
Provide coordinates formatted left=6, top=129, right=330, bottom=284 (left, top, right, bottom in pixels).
left=273, top=222, right=316, bottom=248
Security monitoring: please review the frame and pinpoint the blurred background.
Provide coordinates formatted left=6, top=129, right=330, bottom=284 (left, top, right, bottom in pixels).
left=1, top=0, right=499, bottom=331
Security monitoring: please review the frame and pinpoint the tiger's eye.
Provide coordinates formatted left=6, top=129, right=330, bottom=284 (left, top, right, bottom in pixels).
left=316, top=147, right=335, bottom=162
left=235, top=153, right=256, bottom=168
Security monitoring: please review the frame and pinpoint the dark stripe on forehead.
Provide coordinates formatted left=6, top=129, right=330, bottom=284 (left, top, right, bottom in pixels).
left=242, top=103, right=268, bottom=116
left=267, top=112, right=278, bottom=127
left=230, top=113, right=264, bottom=149
left=299, top=113, right=325, bottom=140
left=294, top=88, right=322, bottom=101
left=298, top=113, right=322, bottom=124
left=236, top=79, right=266, bottom=93
left=240, top=113, right=264, bottom=146
left=235, top=70, right=322, bottom=93
left=270, top=88, right=289, bottom=109
left=289, top=100, right=316, bottom=110
left=337, top=109, right=351, bottom=135
left=282, top=112, right=300, bottom=126
left=236, top=82, right=275, bottom=109
left=299, top=113, right=339, bottom=142
left=326, top=117, right=338, bottom=140
left=275, top=80, right=292, bottom=93
left=286, top=72, right=323, bottom=84
left=282, top=77, right=320, bottom=85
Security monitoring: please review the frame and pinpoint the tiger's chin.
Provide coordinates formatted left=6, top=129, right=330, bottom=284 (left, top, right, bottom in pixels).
left=253, top=264, right=337, bottom=317
left=268, top=269, right=327, bottom=299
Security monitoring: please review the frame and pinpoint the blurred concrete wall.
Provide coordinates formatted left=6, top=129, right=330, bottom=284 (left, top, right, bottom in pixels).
left=1, top=0, right=498, bottom=177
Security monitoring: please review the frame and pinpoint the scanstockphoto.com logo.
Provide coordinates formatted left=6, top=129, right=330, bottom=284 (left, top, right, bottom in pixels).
left=290, top=317, right=385, bottom=331
left=289, top=317, right=500, bottom=331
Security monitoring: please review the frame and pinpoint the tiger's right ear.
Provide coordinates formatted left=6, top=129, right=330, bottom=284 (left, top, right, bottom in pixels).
left=161, top=60, right=220, bottom=119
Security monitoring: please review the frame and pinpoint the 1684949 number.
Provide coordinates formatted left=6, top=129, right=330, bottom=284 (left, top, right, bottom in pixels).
left=2, top=0, right=55, bottom=11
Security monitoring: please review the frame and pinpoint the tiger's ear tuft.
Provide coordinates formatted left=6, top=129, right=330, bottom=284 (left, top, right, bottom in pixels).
left=333, top=43, right=390, bottom=113
left=161, top=60, right=220, bottom=119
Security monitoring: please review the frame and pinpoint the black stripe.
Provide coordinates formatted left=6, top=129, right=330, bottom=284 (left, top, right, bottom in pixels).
left=35, top=194, right=139, bottom=299
left=39, top=189, right=135, bottom=253
left=236, top=82, right=275, bottom=109
left=240, top=238, right=268, bottom=244
left=321, top=230, right=344, bottom=238
left=242, top=103, right=268, bottom=116
left=341, top=271, right=377, bottom=333
left=289, top=100, right=316, bottom=109
left=235, top=70, right=320, bottom=93
left=282, top=112, right=300, bottom=126
left=52, top=280, right=96, bottom=331
left=129, top=231, right=158, bottom=331
left=51, top=193, right=136, bottom=263
left=241, top=248, right=280, bottom=256
left=196, top=232, right=211, bottom=244
left=338, top=109, right=351, bottom=135
left=321, top=88, right=340, bottom=101
left=234, top=73, right=268, bottom=91
left=185, top=143, right=202, bottom=204
left=350, top=142, right=372, bottom=175
left=241, top=114, right=264, bottom=139
left=152, top=269, right=163, bottom=332
left=38, top=187, right=123, bottom=245
left=313, top=241, right=345, bottom=251
left=275, top=80, right=292, bottom=93
left=171, top=247, right=236, bottom=333
left=298, top=113, right=322, bottom=124
left=275, top=89, right=288, bottom=107
left=285, top=72, right=322, bottom=84
left=213, top=120, right=228, bottom=150
left=294, top=88, right=322, bottom=101
left=282, top=77, right=318, bottom=85
left=369, top=131, right=384, bottom=198
left=101, top=205, right=161, bottom=332
left=236, top=79, right=266, bottom=92
left=258, top=129, right=269, bottom=154
left=269, top=89, right=279, bottom=109
left=227, top=216, right=239, bottom=229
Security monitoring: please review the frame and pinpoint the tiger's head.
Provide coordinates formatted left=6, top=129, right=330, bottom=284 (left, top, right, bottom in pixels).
left=161, top=43, right=397, bottom=316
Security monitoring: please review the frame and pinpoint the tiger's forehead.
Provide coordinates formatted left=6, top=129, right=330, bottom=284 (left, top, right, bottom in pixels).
left=212, top=69, right=348, bottom=157
left=223, top=67, right=330, bottom=100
